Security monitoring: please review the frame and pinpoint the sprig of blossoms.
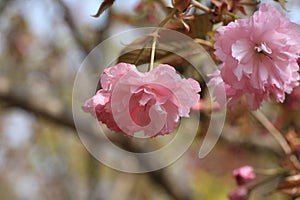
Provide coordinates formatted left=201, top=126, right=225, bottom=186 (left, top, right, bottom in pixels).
left=82, top=63, right=200, bottom=137
left=211, top=4, right=300, bottom=110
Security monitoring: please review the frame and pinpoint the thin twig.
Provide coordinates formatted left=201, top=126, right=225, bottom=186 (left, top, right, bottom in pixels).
left=251, top=110, right=291, bottom=155
left=251, top=110, right=300, bottom=170
left=149, top=33, right=158, bottom=71
left=250, top=169, right=288, bottom=192
left=194, top=38, right=214, bottom=48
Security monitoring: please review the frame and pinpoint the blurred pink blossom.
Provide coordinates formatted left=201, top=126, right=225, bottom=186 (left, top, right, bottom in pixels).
left=233, top=165, right=256, bottom=185
left=228, top=187, right=248, bottom=200
left=82, top=63, right=200, bottom=137
left=134, top=1, right=159, bottom=23
left=134, top=2, right=144, bottom=12
left=213, top=4, right=300, bottom=109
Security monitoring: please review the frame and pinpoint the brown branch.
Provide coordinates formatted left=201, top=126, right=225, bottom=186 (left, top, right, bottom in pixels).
left=251, top=110, right=300, bottom=170
left=56, top=0, right=112, bottom=55
left=0, top=0, right=10, bottom=15
left=0, top=90, right=75, bottom=130
left=0, top=1, right=190, bottom=199
left=251, top=110, right=291, bottom=155
left=0, top=89, right=191, bottom=200
left=56, top=0, right=91, bottom=54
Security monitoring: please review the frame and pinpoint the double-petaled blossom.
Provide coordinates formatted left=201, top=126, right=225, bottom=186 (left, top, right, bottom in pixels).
left=82, top=63, right=200, bottom=137
left=212, top=4, right=300, bottom=109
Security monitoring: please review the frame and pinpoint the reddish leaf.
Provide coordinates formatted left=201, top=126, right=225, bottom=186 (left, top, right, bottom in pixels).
left=277, top=174, right=300, bottom=197
left=92, top=0, right=115, bottom=18
left=211, top=0, right=231, bottom=10
left=236, top=5, right=247, bottom=15
left=186, top=13, right=214, bottom=36
left=172, top=0, right=191, bottom=12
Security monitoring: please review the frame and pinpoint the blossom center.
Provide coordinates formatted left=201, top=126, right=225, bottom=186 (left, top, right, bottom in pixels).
left=254, top=42, right=272, bottom=55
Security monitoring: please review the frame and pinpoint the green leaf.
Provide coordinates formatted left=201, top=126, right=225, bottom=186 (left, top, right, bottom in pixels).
left=92, top=0, right=115, bottom=18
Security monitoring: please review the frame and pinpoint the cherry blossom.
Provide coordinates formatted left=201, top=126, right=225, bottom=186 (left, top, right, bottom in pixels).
left=213, top=4, right=300, bottom=109
left=82, top=63, right=200, bottom=137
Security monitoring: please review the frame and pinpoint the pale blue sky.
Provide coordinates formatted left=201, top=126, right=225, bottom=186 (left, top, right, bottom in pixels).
left=16, top=0, right=300, bottom=40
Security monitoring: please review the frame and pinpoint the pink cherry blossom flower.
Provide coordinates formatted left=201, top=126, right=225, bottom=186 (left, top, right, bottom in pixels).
left=233, top=165, right=256, bottom=186
left=213, top=4, right=300, bottom=109
left=82, top=63, right=200, bottom=137
left=228, top=187, right=249, bottom=200
left=82, top=63, right=135, bottom=132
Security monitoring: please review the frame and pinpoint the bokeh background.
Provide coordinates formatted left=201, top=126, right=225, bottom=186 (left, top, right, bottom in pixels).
left=1, top=0, right=300, bottom=199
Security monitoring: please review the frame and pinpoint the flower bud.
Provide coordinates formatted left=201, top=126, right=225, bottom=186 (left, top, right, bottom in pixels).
left=233, top=166, right=256, bottom=186
left=228, top=187, right=248, bottom=200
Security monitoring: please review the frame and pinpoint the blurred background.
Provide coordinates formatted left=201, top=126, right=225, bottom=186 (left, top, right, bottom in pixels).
left=0, top=0, right=300, bottom=200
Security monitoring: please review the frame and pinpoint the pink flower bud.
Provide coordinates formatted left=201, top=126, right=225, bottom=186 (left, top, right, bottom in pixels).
left=228, top=187, right=248, bottom=200
left=233, top=166, right=256, bottom=186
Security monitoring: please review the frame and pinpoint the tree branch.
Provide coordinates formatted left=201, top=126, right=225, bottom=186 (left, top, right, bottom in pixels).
left=0, top=0, right=10, bottom=15
left=1, top=1, right=189, bottom=200
left=0, top=89, right=191, bottom=200
left=56, top=0, right=112, bottom=55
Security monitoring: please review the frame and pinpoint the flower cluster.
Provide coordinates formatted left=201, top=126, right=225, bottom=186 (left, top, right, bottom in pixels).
left=80, top=2, right=300, bottom=199
left=82, top=63, right=200, bottom=137
left=212, top=4, right=300, bottom=110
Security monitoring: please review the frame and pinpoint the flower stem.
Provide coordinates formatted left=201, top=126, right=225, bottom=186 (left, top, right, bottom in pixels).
left=158, top=8, right=177, bottom=28
left=149, top=34, right=158, bottom=71
left=250, top=169, right=288, bottom=192
left=251, top=110, right=291, bottom=155
left=147, top=8, right=177, bottom=71
left=255, top=168, right=288, bottom=176
left=135, top=8, right=177, bottom=68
